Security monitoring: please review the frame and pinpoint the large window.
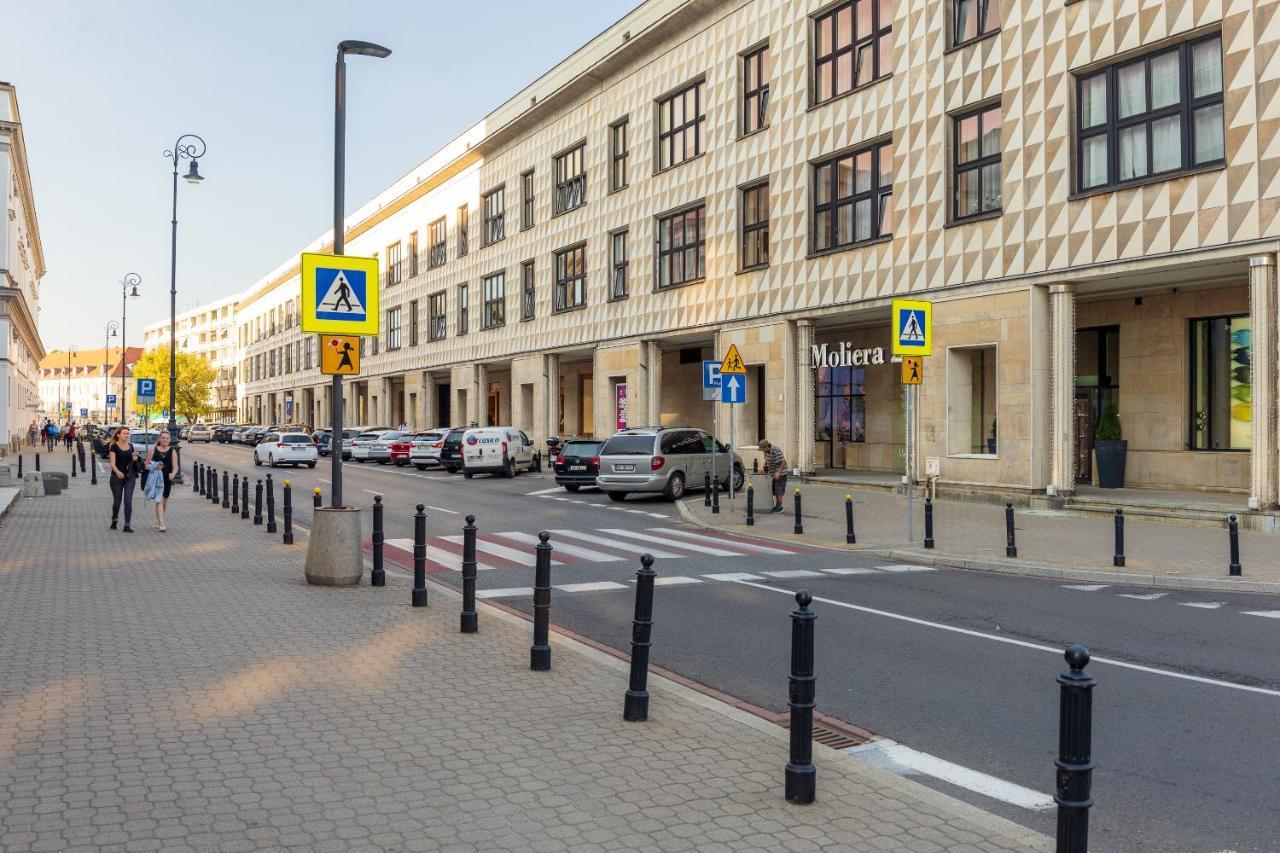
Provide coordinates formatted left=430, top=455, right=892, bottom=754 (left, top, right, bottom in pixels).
left=815, top=365, right=866, bottom=467
left=553, top=144, right=586, bottom=215
left=813, top=0, right=893, bottom=105
left=428, top=292, right=446, bottom=341
left=428, top=217, right=447, bottom=268
left=482, top=272, right=506, bottom=329
left=1190, top=315, right=1251, bottom=450
left=482, top=187, right=505, bottom=246
left=386, top=241, right=403, bottom=285
left=953, top=104, right=1003, bottom=220
left=408, top=231, right=419, bottom=277
left=656, top=204, right=706, bottom=289
left=741, top=181, right=770, bottom=270
left=554, top=244, right=587, bottom=312
left=813, top=140, right=894, bottom=252
left=610, top=229, right=628, bottom=300
left=947, top=346, right=998, bottom=456
left=954, top=0, right=999, bottom=47
left=521, top=260, right=535, bottom=320
left=742, top=44, right=770, bottom=135
left=521, top=169, right=535, bottom=230
left=386, top=306, right=402, bottom=350
left=656, top=79, right=705, bottom=171
left=409, top=299, right=419, bottom=346
left=1077, top=34, right=1225, bottom=193
left=457, top=204, right=469, bottom=256
left=610, top=118, right=629, bottom=191
left=457, top=284, right=469, bottom=335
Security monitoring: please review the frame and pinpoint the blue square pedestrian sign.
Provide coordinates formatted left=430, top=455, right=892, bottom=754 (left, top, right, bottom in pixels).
left=301, top=253, right=380, bottom=336
left=891, top=299, right=932, bottom=357
left=137, top=378, right=157, bottom=405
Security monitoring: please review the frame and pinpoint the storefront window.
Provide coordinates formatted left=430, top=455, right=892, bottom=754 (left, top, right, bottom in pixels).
left=1190, top=315, right=1251, bottom=450
left=815, top=365, right=866, bottom=467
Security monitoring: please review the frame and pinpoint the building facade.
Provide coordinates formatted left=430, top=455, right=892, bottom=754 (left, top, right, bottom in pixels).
left=141, top=294, right=239, bottom=422
left=0, top=82, right=46, bottom=451
left=224, top=0, right=1277, bottom=509
left=38, top=347, right=141, bottom=423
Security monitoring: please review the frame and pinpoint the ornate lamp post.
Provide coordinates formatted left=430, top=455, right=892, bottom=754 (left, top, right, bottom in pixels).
left=163, top=134, right=206, bottom=469
left=64, top=346, right=77, bottom=420
left=118, top=274, right=140, bottom=424
left=103, top=321, right=119, bottom=421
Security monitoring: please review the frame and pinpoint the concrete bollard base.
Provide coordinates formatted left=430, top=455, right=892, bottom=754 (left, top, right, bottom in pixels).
left=304, top=507, right=363, bottom=586
left=21, top=472, right=44, bottom=497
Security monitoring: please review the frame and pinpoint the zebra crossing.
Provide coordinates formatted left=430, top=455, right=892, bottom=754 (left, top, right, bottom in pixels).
left=1061, top=584, right=1280, bottom=621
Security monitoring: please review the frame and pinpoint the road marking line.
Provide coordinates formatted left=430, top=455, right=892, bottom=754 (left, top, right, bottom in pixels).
left=1117, top=593, right=1169, bottom=601
left=1178, top=601, right=1226, bottom=609
left=440, top=535, right=564, bottom=567
left=527, top=487, right=562, bottom=495
left=703, top=572, right=765, bottom=582
left=361, top=489, right=382, bottom=496
left=1061, top=584, right=1111, bottom=592
left=729, top=580, right=1280, bottom=698
left=424, top=505, right=459, bottom=515
left=1242, top=610, right=1280, bottom=619
left=876, top=564, right=937, bottom=573
left=495, top=531, right=625, bottom=562
left=763, top=570, right=824, bottom=579
left=550, top=529, right=685, bottom=559
left=602, top=528, right=740, bottom=557
left=652, top=527, right=797, bottom=555
left=823, top=568, right=880, bottom=575
left=845, top=740, right=1054, bottom=811
left=318, top=479, right=331, bottom=484
left=646, top=576, right=703, bottom=586
left=646, top=513, right=669, bottom=519
left=476, top=587, right=535, bottom=599
left=554, top=581, right=628, bottom=593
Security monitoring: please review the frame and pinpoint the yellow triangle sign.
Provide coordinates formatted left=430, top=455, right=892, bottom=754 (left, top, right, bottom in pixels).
left=719, top=344, right=747, bottom=375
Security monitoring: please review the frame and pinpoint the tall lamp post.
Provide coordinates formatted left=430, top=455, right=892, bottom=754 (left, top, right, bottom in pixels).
left=164, top=135, right=206, bottom=480
left=103, top=321, right=119, bottom=421
left=118, top=273, right=141, bottom=425
left=64, top=347, right=78, bottom=421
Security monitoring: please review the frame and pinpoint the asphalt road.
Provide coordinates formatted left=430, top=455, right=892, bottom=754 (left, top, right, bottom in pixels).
left=181, top=441, right=1280, bottom=853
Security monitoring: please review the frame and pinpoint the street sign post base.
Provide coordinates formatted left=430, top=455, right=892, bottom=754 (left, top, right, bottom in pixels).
left=304, top=507, right=363, bottom=586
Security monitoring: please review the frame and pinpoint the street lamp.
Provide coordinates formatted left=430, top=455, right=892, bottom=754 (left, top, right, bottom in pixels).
left=65, top=346, right=77, bottom=421
left=163, top=133, right=206, bottom=468
left=103, top=321, right=119, bottom=422
left=118, top=273, right=141, bottom=425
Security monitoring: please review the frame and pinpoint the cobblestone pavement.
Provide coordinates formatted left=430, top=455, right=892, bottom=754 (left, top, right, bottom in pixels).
left=684, top=475, right=1280, bottom=587
left=0, top=474, right=1049, bottom=852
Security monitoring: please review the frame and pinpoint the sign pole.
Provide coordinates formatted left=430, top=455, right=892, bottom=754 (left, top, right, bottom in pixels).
left=330, top=48, right=347, bottom=509
left=905, top=384, right=914, bottom=543
left=729, top=402, right=735, bottom=502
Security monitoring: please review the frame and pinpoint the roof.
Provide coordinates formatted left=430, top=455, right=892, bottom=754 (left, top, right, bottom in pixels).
left=40, top=347, right=142, bottom=374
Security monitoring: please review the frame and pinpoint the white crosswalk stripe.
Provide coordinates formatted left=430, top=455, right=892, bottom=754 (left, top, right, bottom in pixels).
left=550, top=529, right=686, bottom=559
left=823, top=568, right=880, bottom=575
left=601, top=528, right=741, bottom=557
left=439, top=535, right=565, bottom=567
left=655, top=527, right=796, bottom=555
left=555, top=581, right=628, bottom=593
left=763, top=569, right=824, bottom=579
left=1179, top=601, right=1226, bottom=609
left=1062, top=584, right=1111, bottom=592
left=647, top=576, right=704, bottom=586
left=476, top=587, right=534, bottom=599
left=876, top=564, right=937, bottom=573
left=1242, top=610, right=1280, bottom=619
left=494, top=531, right=625, bottom=562
left=1117, top=593, right=1169, bottom=601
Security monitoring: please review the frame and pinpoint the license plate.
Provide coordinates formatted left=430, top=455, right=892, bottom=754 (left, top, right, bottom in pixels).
left=614, top=464, right=635, bottom=472
left=570, top=465, right=586, bottom=471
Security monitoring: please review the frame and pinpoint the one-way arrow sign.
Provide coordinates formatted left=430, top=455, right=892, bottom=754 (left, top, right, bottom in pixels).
left=722, top=373, right=747, bottom=404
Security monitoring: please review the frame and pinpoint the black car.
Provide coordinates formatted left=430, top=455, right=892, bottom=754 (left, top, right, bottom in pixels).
left=213, top=425, right=237, bottom=443
left=245, top=427, right=267, bottom=446
left=439, top=427, right=467, bottom=473
left=553, top=439, right=603, bottom=491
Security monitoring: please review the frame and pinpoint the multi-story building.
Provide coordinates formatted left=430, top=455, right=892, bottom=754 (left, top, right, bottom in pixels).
left=227, top=0, right=1278, bottom=511
left=141, top=294, right=239, bottom=422
left=0, top=81, right=46, bottom=451
left=38, top=347, right=141, bottom=422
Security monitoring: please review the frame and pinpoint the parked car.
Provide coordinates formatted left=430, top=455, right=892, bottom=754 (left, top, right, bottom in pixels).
left=408, top=429, right=447, bottom=470
left=553, top=438, right=604, bottom=491
left=178, top=425, right=191, bottom=440
left=459, top=427, right=536, bottom=478
left=244, top=427, right=268, bottom=446
left=368, top=430, right=405, bottom=464
left=187, top=424, right=214, bottom=443
left=439, top=427, right=468, bottom=473
left=350, top=430, right=395, bottom=463
left=596, top=427, right=744, bottom=502
left=389, top=432, right=420, bottom=466
left=253, top=431, right=319, bottom=468
left=130, top=429, right=164, bottom=455
left=213, top=424, right=237, bottom=443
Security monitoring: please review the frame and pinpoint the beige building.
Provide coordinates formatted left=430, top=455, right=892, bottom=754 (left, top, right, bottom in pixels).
left=38, top=347, right=140, bottom=423
left=142, top=294, right=239, bottom=421
left=230, top=0, right=1279, bottom=513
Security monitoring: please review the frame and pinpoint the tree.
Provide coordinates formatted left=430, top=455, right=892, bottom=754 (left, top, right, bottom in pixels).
left=132, top=346, right=217, bottom=422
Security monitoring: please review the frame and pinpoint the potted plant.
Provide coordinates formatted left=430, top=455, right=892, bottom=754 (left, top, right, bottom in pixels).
left=986, top=417, right=997, bottom=455
left=1094, top=400, right=1126, bottom=488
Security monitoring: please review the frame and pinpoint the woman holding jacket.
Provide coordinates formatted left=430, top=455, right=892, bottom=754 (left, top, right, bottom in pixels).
left=143, top=430, right=179, bottom=532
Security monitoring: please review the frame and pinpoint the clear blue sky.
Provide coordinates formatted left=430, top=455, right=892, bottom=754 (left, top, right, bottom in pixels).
left=8, top=0, right=639, bottom=353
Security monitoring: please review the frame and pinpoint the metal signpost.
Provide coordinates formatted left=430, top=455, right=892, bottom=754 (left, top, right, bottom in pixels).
left=719, top=345, right=747, bottom=502
left=891, top=300, right=932, bottom=543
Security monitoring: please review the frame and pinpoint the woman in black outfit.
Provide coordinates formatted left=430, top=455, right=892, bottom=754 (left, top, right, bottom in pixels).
left=108, top=426, right=140, bottom=532
left=145, top=430, right=179, bottom=532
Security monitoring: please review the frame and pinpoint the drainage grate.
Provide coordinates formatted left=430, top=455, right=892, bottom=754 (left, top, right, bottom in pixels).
left=782, top=720, right=867, bottom=751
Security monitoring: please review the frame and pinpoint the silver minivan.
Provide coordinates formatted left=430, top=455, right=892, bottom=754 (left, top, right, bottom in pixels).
left=596, top=427, right=744, bottom=502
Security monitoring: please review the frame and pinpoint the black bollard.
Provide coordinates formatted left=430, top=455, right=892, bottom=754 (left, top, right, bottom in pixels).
left=17, top=454, right=22, bottom=477
left=240, top=476, right=249, bottom=520
left=711, top=476, right=720, bottom=514
left=313, top=487, right=321, bottom=509
left=1055, top=644, right=1095, bottom=853
left=752, top=457, right=759, bottom=475
left=530, top=532, right=552, bottom=671
left=460, top=514, right=478, bottom=633
left=923, top=498, right=934, bottom=549
left=35, top=451, right=40, bottom=472
left=90, top=450, right=97, bottom=485
left=282, top=480, right=294, bottom=545
left=371, top=496, right=386, bottom=587
left=231, top=474, right=240, bottom=515
left=793, top=488, right=804, bottom=535
left=265, top=474, right=277, bottom=534
left=195, top=462, right=203, bottom=495
left=785, top=590, right=817, bottom=805
left=704, top=472, right=712, bottom=507
left=1228, top=514, right=1242, bottom=576
left=1112, top=509, right=1125, bottom=568
left=1005, top=501, right=1018, bottom=557
left=70, top=450, right=77, bottom=478
left=78, top=441, right=86, bottom=472
left=411, top=504, right=427, bottom=605
left=209, top=467, right=218, bottom=503
left=624, top=553, right=657, bottom=722
left=845, top=494, right=856, bottom=544
left=221, top=470, right=230, bottom=509
left=253, top=478, right=263, bottom=525
left=746, top=483, right=755, bottom=526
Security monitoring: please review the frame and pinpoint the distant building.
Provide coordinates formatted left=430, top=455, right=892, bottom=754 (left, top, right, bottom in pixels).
left=142, top=294, right=238, bottom=422
left=38, top=347, right=141, bottom=422
left=0, top=81, right=46, bottom=451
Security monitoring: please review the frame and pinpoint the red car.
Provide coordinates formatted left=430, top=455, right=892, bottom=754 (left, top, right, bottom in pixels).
left=389, top=433, right=419, bottom=466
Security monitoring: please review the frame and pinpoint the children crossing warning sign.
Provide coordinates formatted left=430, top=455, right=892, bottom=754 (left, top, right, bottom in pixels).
left=300, top=252, right=380, bottom=336
left=719, top=343, right=747, bottom=375
left=891, top=299, right=932, bottom=356
left=320, top=335, right=361, bottom=376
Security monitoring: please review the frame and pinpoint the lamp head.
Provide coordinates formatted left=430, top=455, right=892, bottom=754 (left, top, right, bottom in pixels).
left=339, top=40, right=391, bottom=59
left=184, top=159, right=204, bottom=183
left=129, top=284, right=140, bottom=298
left=110, top=327, right=118, bottom=337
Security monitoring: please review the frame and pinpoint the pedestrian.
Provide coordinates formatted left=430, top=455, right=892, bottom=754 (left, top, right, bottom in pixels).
left=27, top=422, right=36, bottom=447
left=143, top=429, right=179, bottom=532
left=758, top=439, right=789, bottom=513
left=66, top=421, right=77, bottom=450
left=107, top=425, right=140, bottom=533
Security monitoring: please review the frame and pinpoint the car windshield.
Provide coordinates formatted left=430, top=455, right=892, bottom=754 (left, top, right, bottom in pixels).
left=601, top=434, right=655, bottom=455
left=379, top=432, right=402, bottom=442
left=356, top=433, right=380, bottom=441
left=343, top=430, right=361, bottom=439
left=414, top=432, right=443, bottom=442
left=444, top=429, right=465, bottom=446
left=281, top=435, right=312, bottom=444
left=562, top=441, right=603, bottom=455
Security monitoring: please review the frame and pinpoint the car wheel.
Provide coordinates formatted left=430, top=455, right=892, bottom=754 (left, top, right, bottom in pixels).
left=308, top=462, right=316, bottom=469
left=415, top=464, right=427, bottom=471
left=504, top=460, right=515, bottom=478
left=254, top=454, right=262, bottom=467
left=463, top=472, right=474, bottom=480
left=355, top=458, right=365, bottom=463
left=395, top=459, right=407, bottom=467
left=444, top=466, right=456, bottom=474
left=663, top=472, right=686, bottom=501
left=377, top=459, right=388, bottom=465
left=732, top=465, right=745, bottom=492
left=564, top=484, right=580, bottom=492
left=607, top=491, right=628, bottom=503
left=269, top=455, right=277, bottom=468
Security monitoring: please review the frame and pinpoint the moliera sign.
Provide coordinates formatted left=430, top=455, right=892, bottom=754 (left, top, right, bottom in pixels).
left=809, top=343, right=887, bottom=368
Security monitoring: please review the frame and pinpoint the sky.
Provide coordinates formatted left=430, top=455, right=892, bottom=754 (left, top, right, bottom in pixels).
left=7, top=0, right=640, bottom=354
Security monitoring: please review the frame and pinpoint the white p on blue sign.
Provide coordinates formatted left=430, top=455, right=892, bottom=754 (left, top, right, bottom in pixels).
left=137, top=378, right=157, bottom=405
left=80, top=408, right=88, bottom=418
left=702, top=360, right=722, bottom=402
left=107, top=394, right=117, bottom=406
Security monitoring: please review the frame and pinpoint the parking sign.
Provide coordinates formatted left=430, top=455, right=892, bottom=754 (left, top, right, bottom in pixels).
left=702, top=360, right=722, bottom=402
left=137, top=378, right=157, bottom=405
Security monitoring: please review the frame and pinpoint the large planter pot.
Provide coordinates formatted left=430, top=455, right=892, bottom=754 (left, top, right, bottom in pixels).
left=1094, top=439, right=1127, bottom=489
left=304, top=507, right=363, bottom=586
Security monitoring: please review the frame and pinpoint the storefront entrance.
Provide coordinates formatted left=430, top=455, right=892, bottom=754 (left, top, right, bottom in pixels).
left=814, top=365, right=866, bottom=468
left=1074, top=326, right=1120, bottom=484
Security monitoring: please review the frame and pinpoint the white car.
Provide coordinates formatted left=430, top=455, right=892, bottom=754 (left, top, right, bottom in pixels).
left=187, top=424, right=214, bottom=443
left=460, top=427, right=536, bottom=478
left=350, top=429, right=394, bottom=462
left=409, top=430, right=447, bottom=470
left=253, top=431, right=318, bottom=468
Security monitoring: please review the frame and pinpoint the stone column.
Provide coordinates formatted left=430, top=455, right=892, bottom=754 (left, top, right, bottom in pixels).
left=544, top=354, right=560, bottom=438
left=1249, top=254, right=1278, bottom=510
left=474, top=363, right=488, bottom=426
left=795, top=320, right=816, bottom=474
left=403, top=372, right=424, bottom=430
left=420, top=375, right=438, bottom=428
left=1049, top=284, right=1077, bottom=497
left=645, top=340, right=662, bottom=427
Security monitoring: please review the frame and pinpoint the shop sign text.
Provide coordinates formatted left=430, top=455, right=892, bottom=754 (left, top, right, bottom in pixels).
left=810, top=343, right=886, bottom=368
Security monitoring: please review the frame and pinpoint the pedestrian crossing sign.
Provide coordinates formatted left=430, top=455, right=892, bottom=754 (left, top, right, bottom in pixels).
left=320, top=335, right=361, bottom=376
left=300, top=252, right=380, bottom=336
left=891, top=299, right=932, bottom=356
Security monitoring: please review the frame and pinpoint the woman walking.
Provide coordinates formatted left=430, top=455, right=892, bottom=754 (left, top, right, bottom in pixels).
left=144, top=429, right=179, bottom=532
left=108, top=426, right=140, bottom=532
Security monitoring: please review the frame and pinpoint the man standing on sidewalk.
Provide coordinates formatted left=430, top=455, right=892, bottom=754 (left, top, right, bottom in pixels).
left=758, top=439, right=788, bottom=513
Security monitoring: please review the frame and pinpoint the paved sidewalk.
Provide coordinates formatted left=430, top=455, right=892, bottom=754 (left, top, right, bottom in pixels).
left=684, top=475, right=1280, bottom=592
left=0, top=476, right=1048, bottom=851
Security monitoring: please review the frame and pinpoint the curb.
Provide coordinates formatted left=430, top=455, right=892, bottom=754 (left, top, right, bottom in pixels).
left=675, top=499, right=1280, bottom=596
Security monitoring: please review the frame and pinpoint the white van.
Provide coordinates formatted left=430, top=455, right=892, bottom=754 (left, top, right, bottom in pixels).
left=460, top=427, right=536, bottom=478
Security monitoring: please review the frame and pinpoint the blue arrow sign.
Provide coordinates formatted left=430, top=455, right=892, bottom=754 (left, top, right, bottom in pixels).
left=722, top=373, right=747, bottom=404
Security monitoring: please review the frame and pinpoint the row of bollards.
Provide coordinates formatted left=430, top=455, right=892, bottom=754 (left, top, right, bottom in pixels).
left=190, top=460, right=288, bottom=545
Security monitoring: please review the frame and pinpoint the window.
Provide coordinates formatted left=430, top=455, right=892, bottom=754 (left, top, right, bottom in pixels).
left=408, top=231, right=419, bottom=277
left=741, top=181, right=770, bottom=270
left=370, top=334, right=379, bottom=356
left=1076, top=34, right=1225, bottom=193
left=610, top=229, right=628, bottom=300
left=947, top=346, right=998, bottom=455
left=813, top=0, right=893, bottom=104
left=429, top=218, right=447, bottom=268
left=553, top=144, right=586, bottom=215
left=656, top=204, right=706, bottom=289
left=742, top=44, right=770, bottom=135
left=953, top=104, right=1003, bottom=220
left=521, top=170, right=535, bottom=230
left=554, top=244, right=587, bottom=312
left=954, top=0, right=999, bottom=46
left=521, top=260, right=536, bottom=320
left=656, top=79, right=705, bottom=171
left=409, top=299, right=419, bottom=346
left=482, top=272, right=506, bottom=329
left=387, top=307, right=402, bottom=350
left=482, top=187, right=505, bottom=246
left=610, top=118, right=629, bottom=191
left=457, top=284, right=469, bottom=335
left=387, top=241, right=403, bottom=285
left=303, top=338, right=313, bottom=370
left=428, top=292, right=447, bottom=341
left=1190, top=315, right=1251, bottom=450
left=815, top=364, right=867, bottom=466
left=813, top=139, right=894, bottom=252
left=457, top=204, right=469, bottom=256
